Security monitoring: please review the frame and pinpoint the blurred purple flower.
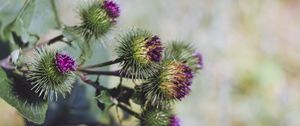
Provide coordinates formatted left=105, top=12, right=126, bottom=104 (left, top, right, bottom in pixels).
left=103, top=0, right=120, bottom=19
left=194, top=52, right=203, bottom=69
left=169, top=115, right=180, bottom=126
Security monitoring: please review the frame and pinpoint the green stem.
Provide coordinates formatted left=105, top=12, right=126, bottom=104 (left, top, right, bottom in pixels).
left=116, top=103, right=142, bottom=120
left=79, top=69, right=123, bottom=77
left=78, top=69, right=148, bottom=79
left=82, top=58, right=123, bottom=69
left=23, top=34, right=65, bottom=53
left=47, top=34, right=64, bottom=45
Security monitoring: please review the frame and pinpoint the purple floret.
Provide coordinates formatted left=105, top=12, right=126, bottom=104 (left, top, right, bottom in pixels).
left=103, top=0, right=120, bottom=19
left=169, top=115, right=180, bottom=126
left=174, top=64, right=193, bottom=100
left=146, top=36, right=163, bottom=62
left=194, top=52, right=203, bottom=69
left=55, top=53, right=76, bottom=73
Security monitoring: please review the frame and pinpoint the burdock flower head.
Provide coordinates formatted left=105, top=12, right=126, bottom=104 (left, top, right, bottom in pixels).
left=142, top=60, right=193, bottom=107
left=141, top=108, right=180, bottom=126
left=26, top=48, right=77, bottom=100
left=55, top=53, right=77, bottom=73
left=164, top=41, right=203, bottom=72
left=103, top=0, right=120, bottom=19
left=78, top=0, right=120, bottom=40
left=116, top=29, right=163, bottom=79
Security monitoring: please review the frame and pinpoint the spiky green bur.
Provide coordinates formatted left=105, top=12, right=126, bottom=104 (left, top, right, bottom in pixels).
left=164, top=41, right=203, bottom=72
left=141, top=109, right=175, bottom=126
left=116, top=29, right=163, bottom=79
left=142, top=60, right=193, bottom=108
left=25, top=48, right=76, bottom=100
left=77, top=0, right=118, bottom=41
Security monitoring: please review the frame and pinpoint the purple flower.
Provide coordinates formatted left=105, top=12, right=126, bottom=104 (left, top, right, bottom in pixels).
left=174, top=64, right=193, bottom=100
left=55, top=53, right=77, bottom=73
left=160, top=62, right=193, bottom=100
left=146, top=36, right=163, bottom=62
left=194, top=52, right=203, bottom=69
left=169, top=115, right=180, bottom=126
left=103, top=0, right=120, bottom=19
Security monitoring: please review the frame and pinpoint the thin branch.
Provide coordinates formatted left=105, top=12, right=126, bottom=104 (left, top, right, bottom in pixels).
left=79, top=69, right=124, bottom=77
left=79, top=73, right=108, bottom=91
left=116, top=103, right=142, bottom=120
left=81, top=58, right=123, bottom=69
left=47, top=34, right=64, bottom=45
left=23, top=34, right=66, bottom=53
left=78, top=69, right=148, bottom=80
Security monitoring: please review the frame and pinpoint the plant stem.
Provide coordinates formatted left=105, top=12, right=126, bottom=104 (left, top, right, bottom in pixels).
left=23, top=34, right=66, bottom=53
left=82, top=58, right=123, bottom=69
left=47, top=34, right=64, bottom=45
left=116, top=103, right=142, bottom=120
left=78, top=69, right=148, bottom=79
left=79, top=69, right=124, bottom=77
left=78, top=74, right=109, bottom=91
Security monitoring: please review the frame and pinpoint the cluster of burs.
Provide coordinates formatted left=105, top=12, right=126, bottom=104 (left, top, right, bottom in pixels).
left=0, top=0, right=203, bottom=126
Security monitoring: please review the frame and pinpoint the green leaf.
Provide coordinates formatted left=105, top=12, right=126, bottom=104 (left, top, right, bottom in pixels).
left=0, top=0, right=60, bottom=48
left=95, top=90, right=114, bottom=111
left=0, top=68, right=48, bottom=124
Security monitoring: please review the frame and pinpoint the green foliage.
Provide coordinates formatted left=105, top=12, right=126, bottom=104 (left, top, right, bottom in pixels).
left=0, top=0, right=202, bottom=125
left=0, top=0, right=59, bottom=48
left=95, top=90, right=114, bottom=111
left=0, top=68, right=48, bottom=124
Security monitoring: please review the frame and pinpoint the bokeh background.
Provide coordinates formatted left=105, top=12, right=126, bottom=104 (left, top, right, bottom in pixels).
left=1, top=0, right=300, bottom=126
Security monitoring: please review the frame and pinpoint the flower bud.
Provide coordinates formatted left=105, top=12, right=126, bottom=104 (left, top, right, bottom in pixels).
left=116, top=29, right=163, bottom=79
left=142, top=60, right=193, bottom=107
left=164, top=41, right=203, bottom=72
left=25, top=48, right=77, bottom=100
left=141, top=109, right=180, bottom=126
left=78, top=0, right=120, bottom=40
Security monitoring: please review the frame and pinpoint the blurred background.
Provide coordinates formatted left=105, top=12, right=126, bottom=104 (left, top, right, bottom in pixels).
left=1, top=0, right=300, bottom=126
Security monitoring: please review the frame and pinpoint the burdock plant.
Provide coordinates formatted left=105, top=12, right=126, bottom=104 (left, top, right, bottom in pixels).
left=25, top=48, right=77, bottom=100
left=115, top=29, right=163, bottom=79
left=0, top=0, right=203, bottom=125
left=141, top=108, right=180, bottom=126
left=77, top=0, right=120, bottom=41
